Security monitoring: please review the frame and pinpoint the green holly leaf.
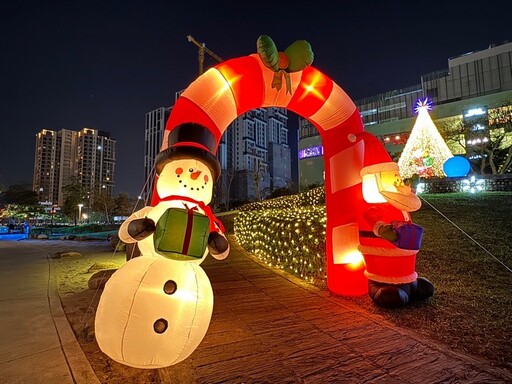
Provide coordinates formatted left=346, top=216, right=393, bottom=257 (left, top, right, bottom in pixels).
left=257, top=35, right=279, bottom=71
left=284, top=40, right=314, bottom=72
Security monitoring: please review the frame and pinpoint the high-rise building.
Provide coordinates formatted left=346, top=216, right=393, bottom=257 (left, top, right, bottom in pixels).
left=144, top=105, right=292, bottom=206
left=76, top=128, right=116, bottom=198
left=33, top=128, right=116, bottom=206
left=143, top=107, right=171, bottom=201
left=56, top=129, right=78, bottom=205
left=298, top=41, right=512, bottom=187
left=33, top=129, right=58, bottom=203
left=217, top=107, right=291, bottom=206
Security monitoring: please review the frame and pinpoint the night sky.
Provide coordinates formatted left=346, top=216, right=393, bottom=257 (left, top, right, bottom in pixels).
left=1, top=0, right=510, bottom=198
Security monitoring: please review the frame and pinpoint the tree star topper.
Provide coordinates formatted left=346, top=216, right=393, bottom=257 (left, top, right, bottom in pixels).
left=414, top=98, right=433, bottom=114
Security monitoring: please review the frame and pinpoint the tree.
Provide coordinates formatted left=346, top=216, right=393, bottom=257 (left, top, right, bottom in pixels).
left=438, top=102, right=512, bottom=175
left=253, top=164, right=267, bottom=201
left=92, top=189, right=116, bottom=224
left=398, top=99, right=453, bottom=179
left=62, top=178, right=85, bottom=223
left=0, top=185, right=39, bottom=207
left=489, top=103, right=512, bottom=174
left=223, top=168, right=236, bottom=211
left=113, top=193, right=135, bottom=217
left=0, top=185, right=41, bottom=223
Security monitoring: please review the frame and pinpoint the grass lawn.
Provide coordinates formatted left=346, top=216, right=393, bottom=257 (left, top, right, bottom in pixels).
left=30, top=223, right=119, bottom=240
left=345, top=192, right=512, bottom=371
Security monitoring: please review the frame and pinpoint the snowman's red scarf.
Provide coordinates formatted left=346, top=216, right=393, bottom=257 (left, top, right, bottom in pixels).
left=157, top=195, right=225, bottom=233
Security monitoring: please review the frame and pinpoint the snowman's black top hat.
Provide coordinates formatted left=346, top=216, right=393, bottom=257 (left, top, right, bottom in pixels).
left=155, top=122, right=221, bottom=180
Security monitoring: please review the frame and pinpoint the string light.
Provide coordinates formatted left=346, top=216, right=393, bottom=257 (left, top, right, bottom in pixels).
left=399, top=98, right=453, bottom=179
left=461, top=176, right=485, bottom=193
left=379, top=133, right=409, bottom=145
left=235, top=187, right=326, bottom=284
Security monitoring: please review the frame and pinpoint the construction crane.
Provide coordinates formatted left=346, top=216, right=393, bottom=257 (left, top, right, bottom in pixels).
left=187, top=35, right=223, bottom=75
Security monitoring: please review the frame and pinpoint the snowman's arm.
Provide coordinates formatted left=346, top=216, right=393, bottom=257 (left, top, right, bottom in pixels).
left=119, top=206, right=154, bottom=243
left=208, top=231, right=230, bottom=260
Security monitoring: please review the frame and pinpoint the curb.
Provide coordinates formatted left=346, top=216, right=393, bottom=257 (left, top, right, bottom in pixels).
left=47, top=256, right=101, bottom=384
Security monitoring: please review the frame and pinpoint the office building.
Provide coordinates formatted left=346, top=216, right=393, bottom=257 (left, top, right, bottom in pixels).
left=298, top=41, right=512, bottom=187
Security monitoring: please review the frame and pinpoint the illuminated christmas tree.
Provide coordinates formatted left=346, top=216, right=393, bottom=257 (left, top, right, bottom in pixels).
left=398, top=98, right=453, bottom=179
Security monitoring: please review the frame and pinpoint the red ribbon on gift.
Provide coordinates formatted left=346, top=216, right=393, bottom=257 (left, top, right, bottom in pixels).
left=181, top=204, right=197, bottom=255
left=158, top=195, right=226, bottom=233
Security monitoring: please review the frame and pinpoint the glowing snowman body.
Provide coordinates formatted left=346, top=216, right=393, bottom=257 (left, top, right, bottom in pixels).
left=95, top=157, right=228, bottom=369
left=95, top=256, right=213, bottom=368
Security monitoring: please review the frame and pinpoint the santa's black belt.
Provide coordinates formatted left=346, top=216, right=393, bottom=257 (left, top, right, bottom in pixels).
left=359, top=230, right=379, bottom=238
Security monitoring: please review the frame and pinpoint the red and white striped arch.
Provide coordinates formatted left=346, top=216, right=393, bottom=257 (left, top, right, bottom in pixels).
left=160, top=54, right=369, bottom=296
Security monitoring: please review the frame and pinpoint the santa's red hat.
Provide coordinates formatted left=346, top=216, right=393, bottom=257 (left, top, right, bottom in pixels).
left=359, top=132, right=398, bottom=177
left=155, top=122, right=221, bottom=181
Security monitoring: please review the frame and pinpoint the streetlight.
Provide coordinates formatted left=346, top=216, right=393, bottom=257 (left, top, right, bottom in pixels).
left=78, top=204, right=84, bottom=224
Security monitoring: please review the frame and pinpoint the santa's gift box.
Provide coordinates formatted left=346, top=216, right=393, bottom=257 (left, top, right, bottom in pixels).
left=153, top=207, right=211, bottom=260
left=391, top=221, right=424, bottom=250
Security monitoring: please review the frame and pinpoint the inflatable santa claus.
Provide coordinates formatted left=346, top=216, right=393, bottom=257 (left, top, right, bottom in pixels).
left=357, top=132, right=434, bottom=308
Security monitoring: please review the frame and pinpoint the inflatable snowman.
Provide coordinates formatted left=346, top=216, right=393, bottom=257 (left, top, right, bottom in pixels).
left=95, top=123, right=229, bottom=369
left=357, top=132, right=434, bottom=308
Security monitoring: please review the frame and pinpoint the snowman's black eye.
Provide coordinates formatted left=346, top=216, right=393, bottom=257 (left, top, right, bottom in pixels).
left=189, top=168, right=194, bottom=172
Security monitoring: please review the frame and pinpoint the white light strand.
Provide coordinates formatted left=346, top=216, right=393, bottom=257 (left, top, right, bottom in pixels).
left=419, top=196, right=512, bottom=274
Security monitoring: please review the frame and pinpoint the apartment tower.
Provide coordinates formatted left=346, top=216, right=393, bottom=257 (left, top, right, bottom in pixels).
left=33, top=128, right=116, bottom=206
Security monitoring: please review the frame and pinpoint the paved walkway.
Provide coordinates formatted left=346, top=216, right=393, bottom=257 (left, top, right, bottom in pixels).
left=0, top=240, right=99, bottom=384
left=1, top=237, right=511, bottom=383
left=160, top=237, right=512, bottom=384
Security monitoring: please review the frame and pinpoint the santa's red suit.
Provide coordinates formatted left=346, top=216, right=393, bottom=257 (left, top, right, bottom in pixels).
left=356, top=132, right=433, bottom=308
left=359, top=204, right=419, bottom=285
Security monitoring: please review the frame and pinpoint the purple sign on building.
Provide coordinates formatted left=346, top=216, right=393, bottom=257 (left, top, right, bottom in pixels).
left=299, top=145, right=324, bottom=159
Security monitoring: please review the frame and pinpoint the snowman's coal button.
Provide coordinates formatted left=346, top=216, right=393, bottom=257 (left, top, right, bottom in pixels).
left=153, top=318, right=168, bottom=334
left=163, top=280, right=177, bottom=295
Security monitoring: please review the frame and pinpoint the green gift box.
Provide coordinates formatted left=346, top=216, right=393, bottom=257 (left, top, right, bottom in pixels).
left=153, top=207, right=211, bottom=261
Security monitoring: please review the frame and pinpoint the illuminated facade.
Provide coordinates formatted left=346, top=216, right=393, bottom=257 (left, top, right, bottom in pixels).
left=33, top=128, right=116, bottom=206
left=33, top=129, right=59, bottom=203
left=76, top=128, right=116, bottom=198
left=56, top=129, right=78, bottom=205
left=298, top=41, right=512, bottom=187
left=298, top=118, right=324, bottom=188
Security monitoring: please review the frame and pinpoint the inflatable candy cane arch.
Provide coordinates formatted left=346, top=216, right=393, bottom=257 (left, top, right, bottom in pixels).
left=152, top=36, right=371, bottom=297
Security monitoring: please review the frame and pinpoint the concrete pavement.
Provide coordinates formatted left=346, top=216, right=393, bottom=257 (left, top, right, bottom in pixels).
left=0, top=239, right=99, bottom=384
left=1, top=236, right=512, bottom=383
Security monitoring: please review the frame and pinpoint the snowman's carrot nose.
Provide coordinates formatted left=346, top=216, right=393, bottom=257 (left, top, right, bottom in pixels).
left=191, top=170, right=202, bottom=180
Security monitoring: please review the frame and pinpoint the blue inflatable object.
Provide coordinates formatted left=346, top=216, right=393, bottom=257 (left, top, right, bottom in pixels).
left=443, top=156, right=470, bottom=177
